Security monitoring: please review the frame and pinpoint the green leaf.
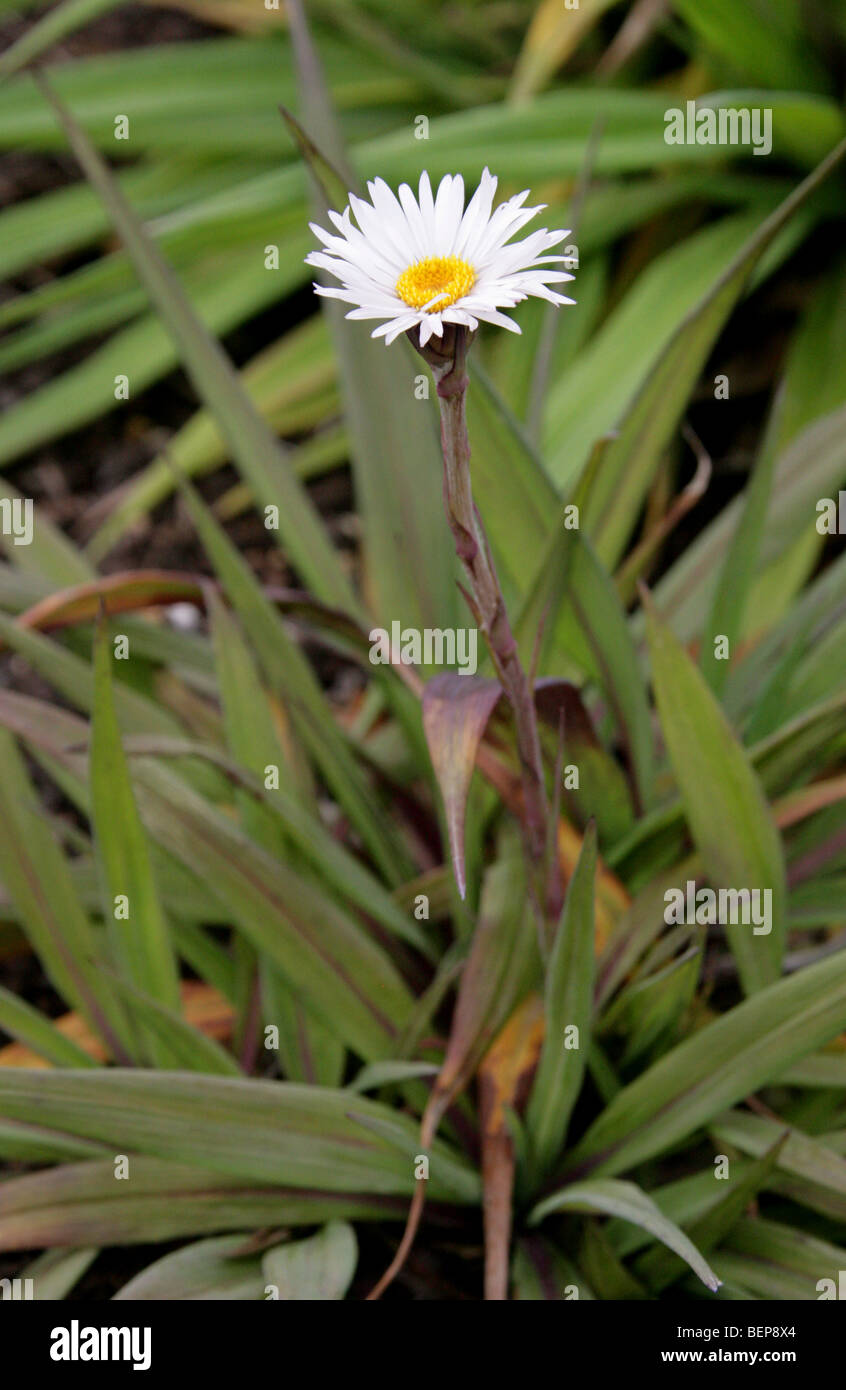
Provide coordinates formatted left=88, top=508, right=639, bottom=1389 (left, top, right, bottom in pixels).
left=85, top=317, right=339, bottom=563
left=610, top=942, right=702, bottom=1067
left=0, top=0, right=122, bottom=79
left=543, top=213, right=761, bottom=494
left=517, top=527, right=654, bottom=811
left=91, top=620, right=180, bottom=1065
left=511, top=1236, right=595, bottom=1300
left=526, top=822, right=597, bottom=1176
left=567, top=947, right=846, bottom=1179
left=780, top=1051, right=846, bottom=1087
left=0, top=1155, right=405, bottom=1251
left=699, top=422, right=779, bottom=698
left=0, top=729, right=131, bottom=1061
left=261, top=1221, right=358, bottom=1300
left=34, top=71, right=356, bottom=616
left=0, top=1122, right=107, bottom=1166
left=347, top=1060, right=439, bottom=1094
left=0, top=687, right=428, bottom=1043
left=105, top=976, right=240, bottom=1077
left=208, top=589, right=343, bottom=1085
left=579, top=1218, right=648, bottom=1299
left=657, top=402, right=846, bottom=657
left=759, top=259, right=846, bottom=465
left=260, top=965, right=345, bottom=1089
left=129, top=762, right=416, bottom=1062
left=462, top=361, right=558, bottom=605
left=288, top=3, right=458, bottom=638
left=633, top=1137, right=787, bottom=1292
left=0, top=155, right=251, bottom=283
left=19, top=1246, right=99, bottom=1301
left=0, top=609, right=178, bottom=738
left=175, top=476, right=412, bottom=885
left=114, top=1235, right=264, bottom=1301
left=717, top=1216, right=846, bottom=1300
left=597, top=858, right=699, bottom=1009
left=0, top=986, right=96, bottom=1069
left=509, top=0, right=618, bottom=102
left=645, top=598, right=786, bottom=993
left=711, top=1109, right=846, bottom=1213
left=0, top=250, right=293, bottom=472
left=122, top=742, right=429, bottom=954
left=529, top=1178, right=721, bottom=1292
left=0, top=1070, right=480, bottom=1201
left=0, top=683, right=416, bottom=1062
left=671, top=1, right=827, bottom=90
left=577, top=136, right=846, bottom=566
left=425, top=839, right=540, bottom=1131
left=0, top=478, right=93, bottom=587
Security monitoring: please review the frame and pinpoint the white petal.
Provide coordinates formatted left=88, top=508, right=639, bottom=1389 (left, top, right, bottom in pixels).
left=371, top=313, right=414, bottom=339
left=444, top=307, right=479, bottom=330
left=474, top=307, right=522, bottom=333
left=384, top=314, right=421, bottom=345
left=453, top=166, right=498, bottom=258
left=397, top=181, right=429, bottom=260
left=434, top=173, right=464, bottom=255
left=312, top=284, right=368, bottom=307
left=418, top=171, right=436, bottom=242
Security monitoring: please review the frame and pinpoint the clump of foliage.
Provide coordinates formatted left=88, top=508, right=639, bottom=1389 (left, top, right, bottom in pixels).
left=1, top=0, right=846, bottom=1300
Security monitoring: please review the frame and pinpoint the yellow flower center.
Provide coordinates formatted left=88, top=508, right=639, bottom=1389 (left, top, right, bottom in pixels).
left=395, top=255, right=476, bottom=312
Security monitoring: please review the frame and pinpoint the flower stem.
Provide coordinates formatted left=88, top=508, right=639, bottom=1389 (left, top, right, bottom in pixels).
left=428, top=327, right=549, bottom=883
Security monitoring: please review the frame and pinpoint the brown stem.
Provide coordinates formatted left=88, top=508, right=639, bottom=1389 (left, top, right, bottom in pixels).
left=425, top=327, right=549, bottom=874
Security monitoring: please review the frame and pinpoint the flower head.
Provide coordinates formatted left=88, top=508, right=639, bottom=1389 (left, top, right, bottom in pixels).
left=305, top=168, right=575, bottom=348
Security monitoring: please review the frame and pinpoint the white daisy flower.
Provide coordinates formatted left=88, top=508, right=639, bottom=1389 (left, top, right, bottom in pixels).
left=305, top=167, right=575, bottom=348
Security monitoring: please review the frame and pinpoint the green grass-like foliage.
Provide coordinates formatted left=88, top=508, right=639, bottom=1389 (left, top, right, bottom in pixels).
left=1, top=0, right=846, bottom=1301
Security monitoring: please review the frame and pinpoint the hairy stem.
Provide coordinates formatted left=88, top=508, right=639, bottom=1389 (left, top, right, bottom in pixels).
left=429, top=327, right=549, bottom=878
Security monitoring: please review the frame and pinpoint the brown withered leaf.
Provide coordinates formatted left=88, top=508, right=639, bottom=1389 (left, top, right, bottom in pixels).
left=533, top=677, right=600, bottom=746
left=479, top=994, right=546, bottom=1299
left=16, top=572, right=205, bottom=635
left=422, top=673, right=503, bottom=899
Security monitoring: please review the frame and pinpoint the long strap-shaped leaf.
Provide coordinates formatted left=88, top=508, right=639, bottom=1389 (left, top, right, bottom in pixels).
left=0, top=689, right=417, bottom=1062
left=578, top=134, right=846, bottom=566
left=526, top=823, right=597, bottom=1177
left=34, top=70, right=358, bottom=619
left=176, top=474, right=413, bottom=884
left=287, top=0, right=459, bottom=639
left=0, top=1155, right=406, bottom=1253
left=565, top=945, right=846, bottom=1179
left=209, top=590, right=343, bottom=1086
left=0, top=730, right=133, bottom=1063
left=91, top=620, right=181, bottom=1067
left=0, top=1071, right=480, bottom=1202
left=645, top=596, right=786, bottom=993
left=528, top=1177, right=721, bottom=1292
